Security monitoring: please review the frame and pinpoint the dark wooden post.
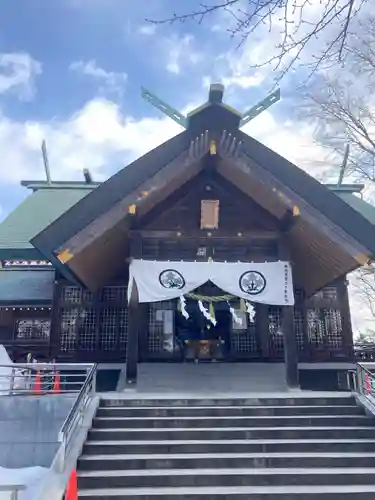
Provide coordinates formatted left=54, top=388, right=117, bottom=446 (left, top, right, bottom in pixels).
left=278, top=232, right=299, bottom=389
left=337, top=277, right=354, bottom=360
left=257, top=304, right=270, bottom=359
left=125, top=279, right=140, bottom=385
left=282, top=305, right=299, bottom=388
left=49, top=275, right=62, bottom=360
left=125, top=225, right=142, bottom=385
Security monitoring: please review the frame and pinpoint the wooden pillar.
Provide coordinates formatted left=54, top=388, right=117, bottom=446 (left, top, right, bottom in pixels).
left=49, top=275, right=62, bottom=360
left=278, top=233, right=299, bottom=389
left=337, top=277, right=354, bottom=360
left=282, top=305, right=299, bottom=388
left=125, top=226, right=142, bottom=385
left=257, top=304, right=270, bottom=359
left=125, top=280, right=140, bottom=385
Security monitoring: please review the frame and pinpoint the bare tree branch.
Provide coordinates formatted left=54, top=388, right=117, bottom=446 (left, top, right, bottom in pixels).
left=297, top=18, right=375, bottom=183
left=147, top=0, right=368, bottom=81
left=352, top=264, right=375, bottom=320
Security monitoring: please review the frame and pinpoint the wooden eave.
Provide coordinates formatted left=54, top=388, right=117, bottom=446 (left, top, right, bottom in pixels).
left=238, top=131, right=375, bottom=258
left=30, top=131, right=191, bottom=260
left=53, top=152, right=207, bottom=290
left=217, top=152, right=372, bottom=294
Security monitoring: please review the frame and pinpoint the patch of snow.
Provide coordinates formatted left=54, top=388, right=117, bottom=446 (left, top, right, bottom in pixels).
left=0, top=466, right=48, bottom=500
left=0, top=345, right=29, bottom=394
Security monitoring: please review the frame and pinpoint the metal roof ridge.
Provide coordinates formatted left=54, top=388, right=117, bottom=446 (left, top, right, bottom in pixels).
left=21, top=180, right=100, bottom=191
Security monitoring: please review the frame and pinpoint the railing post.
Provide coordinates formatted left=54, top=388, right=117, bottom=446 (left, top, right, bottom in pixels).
left=9, top=367, right=15, bottom=393
left=91, top=369, right=97, bottom=394
left=10, top=489, right=18, bottom=500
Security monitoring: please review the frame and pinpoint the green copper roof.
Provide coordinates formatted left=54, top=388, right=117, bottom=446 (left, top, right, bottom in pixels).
left=0, top=269, right=54, bottom=303
left=0, top=186, right=95, bottom=254
left=335, top=191, right=375, bottom=226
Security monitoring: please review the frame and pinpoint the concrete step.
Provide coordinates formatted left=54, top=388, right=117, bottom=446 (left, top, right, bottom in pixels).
left=82, top=438, right=375, bottom=455
left=87, top=426, right=375, bottom=441
left=77, top=467, right=375, bottom=489
left=78, top=452, right=375, bottom=470
left=79, top=395, right=375, bottom=499
left=96, top=405, right=364, bottom=418
left=77, top=484, right=375, bottom=499
left=99, top=397, right=356, bottom=408
left=92, top=415, right=371, bottom=429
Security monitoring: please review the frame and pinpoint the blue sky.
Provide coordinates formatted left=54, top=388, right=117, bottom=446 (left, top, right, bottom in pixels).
left=0, top=0, right=335, bottom=220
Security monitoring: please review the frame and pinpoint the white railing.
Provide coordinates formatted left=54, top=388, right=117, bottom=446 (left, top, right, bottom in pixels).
left=0, top=362, right=95, bottom=396
left=57, top=363, right=97, bottom=469
left=349, top=362, right=375, bottom=413
left=0, top=361, right=97, bottom=490
left=0, top=485, right=25, bottom=500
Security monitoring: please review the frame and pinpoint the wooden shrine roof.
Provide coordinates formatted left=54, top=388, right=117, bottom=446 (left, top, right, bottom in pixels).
left=0, top=269, right=54, bottom=304
left=0, top=183, right=95, bottom=259
left=1, top=85, right=375, bottom=293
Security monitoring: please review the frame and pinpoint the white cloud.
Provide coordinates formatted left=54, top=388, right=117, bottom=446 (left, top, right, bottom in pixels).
left=0, top=52, right=42, bottom=100
left=165, top=34, right=201, bottom=75
left=242, top=108, right=331, bottom=177
left=69, top=60, right=127, bottom=98
left=138, top=24, right=157, bottom=36
left=0, top=98, right=183, bottom=185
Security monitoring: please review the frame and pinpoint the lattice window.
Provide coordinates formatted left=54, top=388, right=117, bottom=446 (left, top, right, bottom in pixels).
left=99, top=308, right=117, bottom=351
left=230, top=303, right=258, bottom=354
left=60, top=308, right=79, bottom=352
left=141, top=239, right=203, bottom=261
left=61, top=286, right=81, bottom=304
left=269, top=306, right=284, bottom=354
left=311, top=286, right=338, bottom=304
left=60, top=286, right=94, bottom=304
left=307, top=308, right=325, bottom=346
left=231, top=330, right=258, bottom=354
left=15, top=319, right=50, bottom=341
left=119, top=308, right=128, bottom=351
left=81, top=289, right=94, bottom=303
left=58, top=288, right=129, bottom=355
left=324, top=308, right=343, bottom=348
left=323, top=287, right=338, bottom=300
left=197, top=247, right=207, bottom=257
left=293, top=309, right=305, bottom=351
left=101, top=286, right=127, bottom=302
left=148, top=301, right=176, bottom=353
left=77, top=308, right=96, bottom=351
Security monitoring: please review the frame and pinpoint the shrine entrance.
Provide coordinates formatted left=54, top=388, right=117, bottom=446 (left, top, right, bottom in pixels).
left=132, top=258, right=294, bottom=366
left=175, top=295, right=232, bottom=362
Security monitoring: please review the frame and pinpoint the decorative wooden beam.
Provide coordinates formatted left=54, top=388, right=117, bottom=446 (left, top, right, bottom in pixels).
left=56, top=145, right=208, bottom=259
left=239, top=89, right=280, bottom=128
left=141, top=87, right=187, bottom=128
left=56, top=248, right=74, bottom=264
left=279, top=206, right=300, bottom=233
left=133, top=229, right=280, bottom=240
left=125, top=281, right=139, bottom=385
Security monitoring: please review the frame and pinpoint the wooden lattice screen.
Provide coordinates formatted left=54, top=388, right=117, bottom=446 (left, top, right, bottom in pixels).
left=58, top=285, right=128, bottom=360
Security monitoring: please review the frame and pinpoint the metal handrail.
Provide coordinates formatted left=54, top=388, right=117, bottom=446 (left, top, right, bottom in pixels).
left=351, top=362, right=375, bottom=403
left=58, top=363, right=97, bottom=468
left=0, top=362, right=95, bottom=396
left=0, top=485, right=25, bottom=500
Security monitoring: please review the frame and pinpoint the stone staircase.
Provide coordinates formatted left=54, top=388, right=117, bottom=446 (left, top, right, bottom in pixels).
left=77, top=395, right=375, bottom=499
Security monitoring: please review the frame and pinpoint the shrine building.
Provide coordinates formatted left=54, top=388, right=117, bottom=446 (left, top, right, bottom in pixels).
left=1, top=83, right=375, bottom=390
